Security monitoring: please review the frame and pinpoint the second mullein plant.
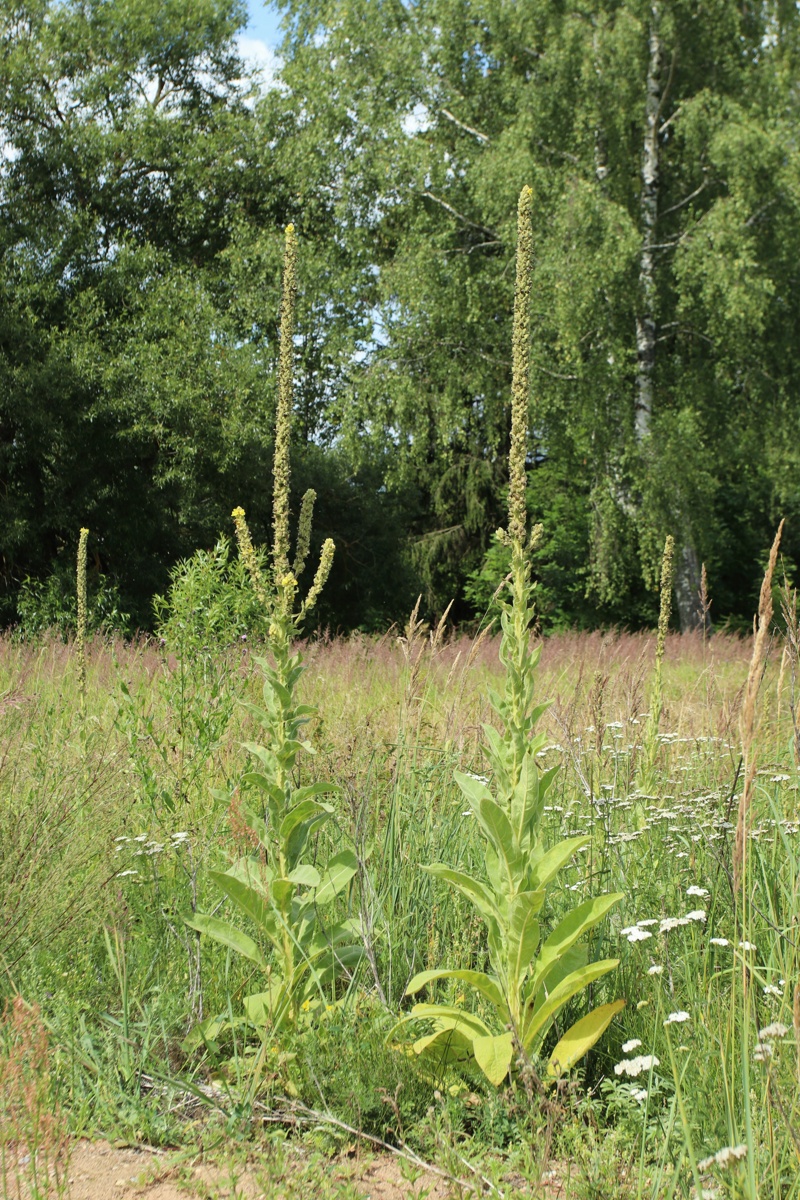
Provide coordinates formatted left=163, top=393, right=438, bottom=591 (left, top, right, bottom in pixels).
left=188, top=225, right=362, bottom=1033
left=392, top=188, right=625, bottom=1086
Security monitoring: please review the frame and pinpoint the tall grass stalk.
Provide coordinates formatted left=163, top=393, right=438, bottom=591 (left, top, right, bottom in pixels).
left=639, top=534, right=674, bottom=792
left=76, top=527, right=89, bottom=714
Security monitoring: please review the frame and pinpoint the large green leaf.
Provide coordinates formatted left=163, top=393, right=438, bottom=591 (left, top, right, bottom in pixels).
left=423, top=864, right=501, bottom=925
left=547, top=1000, right=626, bottom=1077
left=507, top=891, right=544, bottom=989
left=473, top=1032, right=515, bottom=1086
left=410, top=1026, right=475, bottom=1071
left=475, top=796, right=521, bottom=889
left=405, top=968, right=506, bottom=1009
left=185, top=914, right=268, bottom=970
left=522, top=958, right=620, bottom=1050
left=208, top=869, right=273, bottom=934
left=288, top=863, right=321, bottom=887
left=279, top=799, right=333, bottom=842
left=453, top=770, right=493, bottom=807
left=529, top=836, right=589, bottom=890
left=532, top=892, right=623, bottom=994
left=407, top=1004, right=493, bottom=1040
left=314, top=849, right=359, bottom=905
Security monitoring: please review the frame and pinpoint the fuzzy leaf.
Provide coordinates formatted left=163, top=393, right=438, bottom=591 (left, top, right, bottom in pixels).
left=314, top=849, right=359, bottom=905
left=547, top=1000, right=626, bottom=1077
left=423, top=864, right=502, bottom=925
left=532, top=892, right=623, bottom=993
left=529, top=836, right=589, bottom=890
left=473, top=1032, right=515, bottom=1086
left=185, top=914, right=267, bottom=969
left=523, top=958, right=620, bottom=1051
left=287, top=863, right=321, bottom=887
left=475, top=796, right=520, bottom=888
left=405, top=968, right=506, bottom=1010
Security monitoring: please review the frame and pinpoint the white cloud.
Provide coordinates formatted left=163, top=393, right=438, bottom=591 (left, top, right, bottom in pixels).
left=236, top=35, right=282, bottom=90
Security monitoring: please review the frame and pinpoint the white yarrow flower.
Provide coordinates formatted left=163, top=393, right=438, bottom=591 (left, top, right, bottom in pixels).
left=698, top=1144, right=747, bottom=1172
left=614, top=1054, right=660, bottom=1078
left=664, top=1011, right=690, bottom=1026
left=647, top=964, right=664, bottom=975
left=622, top=1039, right=642, bottom=1053
left=709, top=937, right=729, bottom=947
left=758, top=1022, right=788, bottom=1041
left=687, top=885, right=710, bottom=898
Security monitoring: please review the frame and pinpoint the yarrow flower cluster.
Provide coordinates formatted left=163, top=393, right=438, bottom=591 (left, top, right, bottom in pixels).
left=664, top=1011, right=690, bottom=1026
left=614, top=1054, right=660, bottom=1078
left=698, top=1144, right=747, bottom=1172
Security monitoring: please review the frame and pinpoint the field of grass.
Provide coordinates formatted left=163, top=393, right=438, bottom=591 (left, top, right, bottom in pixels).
left=1, top=611, right=798, bottom=1199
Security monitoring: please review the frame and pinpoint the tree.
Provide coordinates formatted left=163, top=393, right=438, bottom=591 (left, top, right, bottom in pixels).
left=271, top=0, right=800, bottom=627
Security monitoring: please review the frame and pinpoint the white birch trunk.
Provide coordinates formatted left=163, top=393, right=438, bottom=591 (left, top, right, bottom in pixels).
left=636, top=6, right=706, bottom=631
left=634, top=5, right=660, bottom=444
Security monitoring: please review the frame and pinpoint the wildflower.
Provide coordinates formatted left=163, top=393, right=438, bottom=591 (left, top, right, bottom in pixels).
left=630, top=1088, right=648, bottom=1103
left=133, top=834, right=148, bottom=843
left=647, top=965, right=664, bottom=975
left=709, top=937, right=729, bottom=947
left=763, top=984, right=782, bottom=998
left=687, top=885, right=709, bottom=898
left=621, top=927, right=652, bottom=943
left=698, top=1145, right=747, bottom=1172
left=685, top=910, right=707, bottom=923
left=738, top=940, right=757, bottom=951
left=622, top=1039, right=642, bottom=1053
left=770, top=774, right=790, bottom=783
left=114, top=836, right=129, bottom=843
left=664, top=1011, right=690, bottom=1025
left=116, top=870, right=138, bottom=878
left=659, top=916, right=690, bottom=933
left=614, top=1054, right=660, bottom=1078
left=636, top=919, right=659, bottom=927
left=758, top=1022, right=788, bottom=1041
left=753, top=1043, right=772, bottom=1062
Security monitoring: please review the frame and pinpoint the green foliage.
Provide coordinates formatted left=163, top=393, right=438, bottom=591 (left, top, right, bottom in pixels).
left=392, top=194, right=623, bottom=1088
left=188, top=227, right=361, bottom=1034
left=154, top=536, right=270, bottom=650
left=15, top=568, right=129, bottom=641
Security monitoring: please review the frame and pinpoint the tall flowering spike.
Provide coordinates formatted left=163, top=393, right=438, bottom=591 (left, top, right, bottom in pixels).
left=76, top=527, right=89, bottom=705
left=232, top=506, right=268, bottom=605
left=303, top=538, right=335, bottom=615
left=273, top=223, right=298, bottom=577
left=293, top=488, right=316, bottom=577
left=656, top=535, right=675, bottom=662
left=508, top=185, right=534, bottom=547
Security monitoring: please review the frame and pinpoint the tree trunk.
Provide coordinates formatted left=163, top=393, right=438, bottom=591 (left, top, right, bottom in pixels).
left=673, top=542, right=710, bottom=634
left=635, top=6, right=706, bottom=632
left=634, top=4, right=661, bottom=444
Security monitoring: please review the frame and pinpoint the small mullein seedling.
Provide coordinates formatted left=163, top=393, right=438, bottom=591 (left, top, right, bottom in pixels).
left=391, top=188, right=624, bottom=1086
left=187, top=225, right=360, bottom=1032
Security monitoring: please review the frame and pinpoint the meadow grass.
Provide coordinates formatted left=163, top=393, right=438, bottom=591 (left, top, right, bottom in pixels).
left=0, top=619, right=797, bottom=1198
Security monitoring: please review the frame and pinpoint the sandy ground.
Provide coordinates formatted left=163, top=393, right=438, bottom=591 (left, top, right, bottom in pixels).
left=59, top=1139, right=454, bottom=1200
left=2, top=1138, right=565, bottom=1199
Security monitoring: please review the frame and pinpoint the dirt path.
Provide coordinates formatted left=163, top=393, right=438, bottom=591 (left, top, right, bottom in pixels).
left=61, top=1139, right=454, bottom=1200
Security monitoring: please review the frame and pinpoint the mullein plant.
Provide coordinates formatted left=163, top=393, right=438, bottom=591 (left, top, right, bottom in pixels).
left=391, top=188, right=624, bottom=1087
left=187, top=224, right=361, bottom=1033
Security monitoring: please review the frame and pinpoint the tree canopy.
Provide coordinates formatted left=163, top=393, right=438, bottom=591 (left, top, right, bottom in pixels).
left=1, top=0, right=798, bottom=632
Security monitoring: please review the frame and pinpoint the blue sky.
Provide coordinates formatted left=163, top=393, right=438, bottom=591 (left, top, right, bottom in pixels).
left=237, top=1, right=283, bottom=84
left=245, top=1, right=283, bottom=49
